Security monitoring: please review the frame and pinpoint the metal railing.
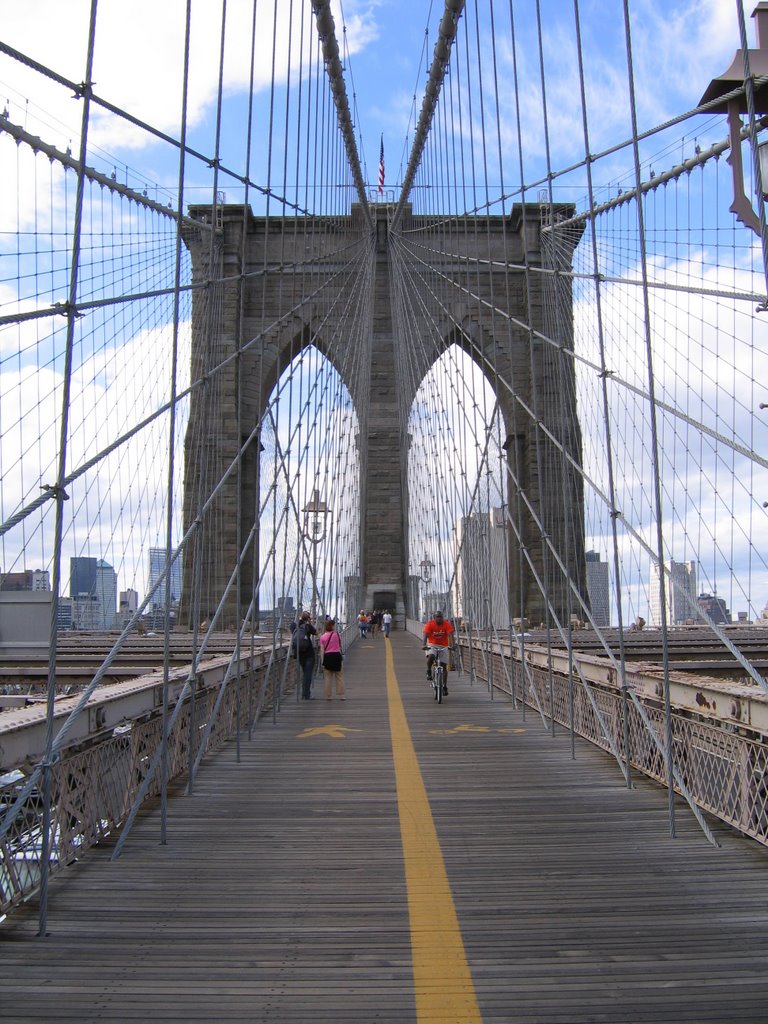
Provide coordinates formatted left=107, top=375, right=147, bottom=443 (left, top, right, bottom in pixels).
left=456, top=630, right=768, bottom=848
left=0, top=649, right=292, bottom=917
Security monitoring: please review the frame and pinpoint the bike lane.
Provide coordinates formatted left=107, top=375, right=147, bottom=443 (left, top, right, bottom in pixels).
left=384, top=635, right=483, bottom=1023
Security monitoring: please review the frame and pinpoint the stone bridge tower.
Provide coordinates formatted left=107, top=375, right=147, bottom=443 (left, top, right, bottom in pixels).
left=180, top=202, right=585, bottom=629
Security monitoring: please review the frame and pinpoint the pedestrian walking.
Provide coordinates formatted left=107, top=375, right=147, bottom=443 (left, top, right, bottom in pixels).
left=319, top=618, right=345, bottom=700
left=291, top=611, right=317, bottom=699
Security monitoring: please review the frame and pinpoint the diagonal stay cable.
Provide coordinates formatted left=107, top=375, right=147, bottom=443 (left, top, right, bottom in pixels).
left=391, top=232, right=768, bottom=695
left=394, top=238, right=768, bottom=472
left=0, top=41, right=308, bottom=215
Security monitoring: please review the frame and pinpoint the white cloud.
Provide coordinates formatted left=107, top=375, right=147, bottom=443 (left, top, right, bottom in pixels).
left=574, top=231, right=768, bottom=620
left=2, top=2, right=327, bottom=149
left=422, top=0, right=744, bottom=196
left=0, top=319, right=190, bottom=593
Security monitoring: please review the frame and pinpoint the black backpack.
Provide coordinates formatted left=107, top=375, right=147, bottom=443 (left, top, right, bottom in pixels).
left=293, top=624, right=313, bottom=656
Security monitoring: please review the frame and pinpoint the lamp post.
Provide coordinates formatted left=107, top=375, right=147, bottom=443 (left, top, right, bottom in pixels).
left=698, top=4, right=768, bottom=236
left=302, top=490, right=330, bottom=620
left=760, top=139, right=768, bottom=199
left=419, top=558, right=434, bottom=621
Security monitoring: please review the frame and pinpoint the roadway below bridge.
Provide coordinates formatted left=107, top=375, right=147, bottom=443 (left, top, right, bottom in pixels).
left=2, top=630, right=768, bottom=1022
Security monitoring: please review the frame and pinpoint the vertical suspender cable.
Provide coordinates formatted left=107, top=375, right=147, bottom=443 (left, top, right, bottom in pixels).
left=621, top=0, right=675, bottom=836
left=188, top=0, right=231, bottom=785
left=391, top=0, right=466, bottom=231
left=39, top=0, right=99, bottom=939
left=572, top=0, right=631, bottom=786
left=160, top=0, right=193, bottom=833
left=534, top=0, right=569, bottom=742
left=241, top=0, right=260, bottom=742
left=487, top=0, right=520, bottom=706
left=736, top=0, right=768, bottom=296
left=519, top=0, right=555, bottom=732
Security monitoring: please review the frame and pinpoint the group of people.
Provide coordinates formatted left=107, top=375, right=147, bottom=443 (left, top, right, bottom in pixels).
left=357, top=609, right=392, bottom=638
left=292, top=608, right=394, bottom=704
left=291, top=607, right=455, bottom=702
left=290, top=611, right=345, bottom=701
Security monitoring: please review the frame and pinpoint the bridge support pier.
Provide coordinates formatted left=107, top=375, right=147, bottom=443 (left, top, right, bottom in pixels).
left=359, top=211, right=409, bottom=625
left=180, top=201, right=587, bottom=634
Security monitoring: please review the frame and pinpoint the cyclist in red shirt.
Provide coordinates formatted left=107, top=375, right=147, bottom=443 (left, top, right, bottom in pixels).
left=422, top=610, right=454, bottom=695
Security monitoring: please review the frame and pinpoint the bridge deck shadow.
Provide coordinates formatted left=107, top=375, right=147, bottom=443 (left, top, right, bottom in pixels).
left=2, top=630, right=768, bottom=1022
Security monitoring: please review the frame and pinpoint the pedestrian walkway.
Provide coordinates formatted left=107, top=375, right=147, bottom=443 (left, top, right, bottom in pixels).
left=2, top=630, right=768, bottom=1023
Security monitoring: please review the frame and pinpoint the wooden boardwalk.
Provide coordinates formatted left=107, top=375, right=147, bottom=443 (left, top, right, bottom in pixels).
left=2, top=630, right=768, bottom=1023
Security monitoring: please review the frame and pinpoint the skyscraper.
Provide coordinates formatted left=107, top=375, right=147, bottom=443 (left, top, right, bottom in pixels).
left=697, top=592, right=730, bottom=625
left=95, top=560, right=117, bottom=628
left=452, top=508, right=509, bottom=629
left=649, top=559, right=698, bottom=627
left=147, top=547, right=183, bottom=608
left=585, top=550, right=610, bottom=627
left=69, top=556, right=116, bottom=629
left=70, top=556, right=97, bottom=598
left=117, top=589, right=139, bottom=627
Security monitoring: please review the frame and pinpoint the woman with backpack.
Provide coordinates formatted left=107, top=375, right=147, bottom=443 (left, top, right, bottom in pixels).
left=292, top=611, right=317, bottom=700
left=319, top=618, right=345, bottom=701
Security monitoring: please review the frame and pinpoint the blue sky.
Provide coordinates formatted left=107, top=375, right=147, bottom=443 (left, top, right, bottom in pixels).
left=2, top=0, right=766, bottom=622
left=0, top=0, right=744, bottom=213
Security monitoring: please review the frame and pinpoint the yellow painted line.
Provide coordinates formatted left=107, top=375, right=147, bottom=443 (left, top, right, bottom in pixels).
left=385, top=641, right=482, bottom=1023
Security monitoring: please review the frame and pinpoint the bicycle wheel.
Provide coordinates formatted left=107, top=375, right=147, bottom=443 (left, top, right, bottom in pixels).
left=436, top=663, right=443, bottom=703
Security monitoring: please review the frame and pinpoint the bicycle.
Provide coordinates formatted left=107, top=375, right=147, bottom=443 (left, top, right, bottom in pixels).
left=425, top=643, right=449, bottom=704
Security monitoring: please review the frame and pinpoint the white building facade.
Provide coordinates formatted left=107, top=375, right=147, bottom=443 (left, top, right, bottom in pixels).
left=649, top=559, right=698, bottom=626
left=95, top=560, right=117, bottom=628
left=452, top=508, right=509, bottom=630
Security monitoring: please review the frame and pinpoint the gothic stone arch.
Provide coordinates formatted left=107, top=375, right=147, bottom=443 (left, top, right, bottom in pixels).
left=181, top=202, right=585, bottom=630
left=391, top=204, right=586, bottom=627
left=180, top=205, right=371, bottom=627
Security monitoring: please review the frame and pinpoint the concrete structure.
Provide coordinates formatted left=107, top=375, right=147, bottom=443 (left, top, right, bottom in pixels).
left=259, top=595, right=296, bottom=630
left=71, top=594, right=101, bottom=630
left=0, top=590, right=52, bottom=656
left=32, top=570, right=50, bottom=591
left=118, top=589, right=139, bottom=626
left=0, top=571, right=32, bottom=591
left=181, top=203, right=586, bottom=628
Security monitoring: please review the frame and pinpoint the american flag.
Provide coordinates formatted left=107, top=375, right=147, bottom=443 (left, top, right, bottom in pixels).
left=378, top=136, right=384, bottom=195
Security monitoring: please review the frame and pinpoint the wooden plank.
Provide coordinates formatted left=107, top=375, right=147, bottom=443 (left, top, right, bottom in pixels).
left=1, top=630, right=768, bottom=1022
